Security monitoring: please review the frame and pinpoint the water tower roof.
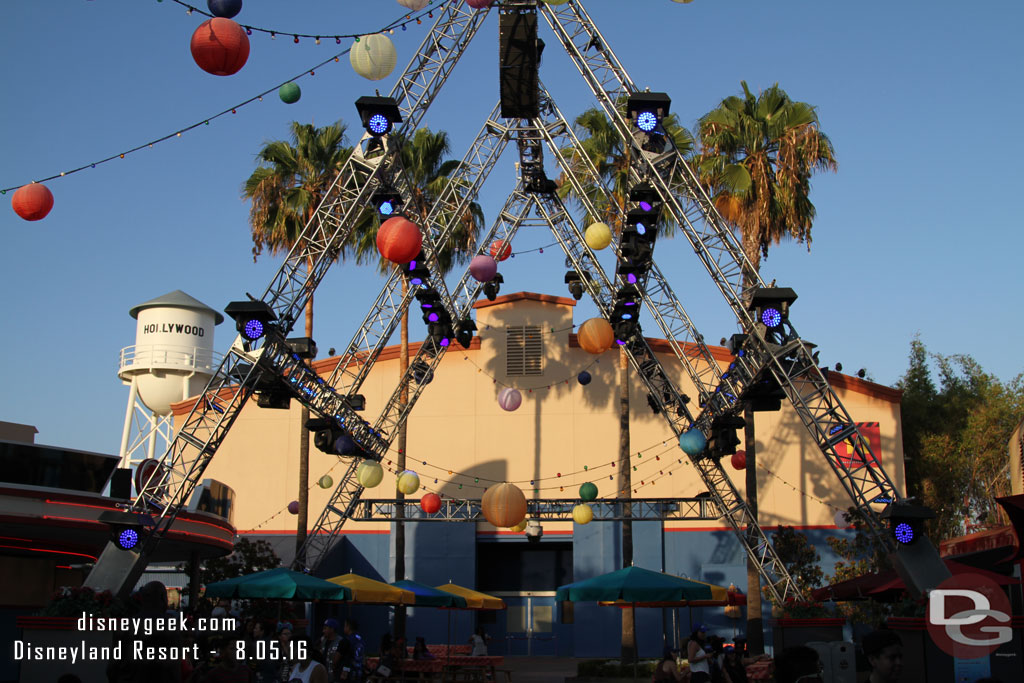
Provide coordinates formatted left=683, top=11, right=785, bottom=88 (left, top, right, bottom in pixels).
left=129, top=290, right=224, bottom=324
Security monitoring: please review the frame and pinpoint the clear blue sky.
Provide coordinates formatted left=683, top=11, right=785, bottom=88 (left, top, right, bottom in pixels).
left=2, top=0, right=1021, bottom=454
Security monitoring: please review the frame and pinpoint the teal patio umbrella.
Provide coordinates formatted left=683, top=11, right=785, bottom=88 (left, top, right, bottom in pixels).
left=556, top=565, right=714, bottom=603
left=391, top=580, right=469, bottom=608
left=205, top=567, right=352, bottom=601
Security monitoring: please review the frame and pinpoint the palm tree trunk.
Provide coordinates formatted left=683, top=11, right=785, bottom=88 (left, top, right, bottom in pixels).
left=741, top=243, right=764, bottom=655
left=619, top=346, right=636, bottom=664
left=296, top=278, right=314, bottom=558
left=394, top=276, right=410, bottom=639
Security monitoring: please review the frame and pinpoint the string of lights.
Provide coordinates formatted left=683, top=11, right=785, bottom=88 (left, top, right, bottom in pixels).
left=1, top=0, right=449, bottom=194
left=756, top=460, right=845, bottom=514
left=460, top=352, right=600, bottom=391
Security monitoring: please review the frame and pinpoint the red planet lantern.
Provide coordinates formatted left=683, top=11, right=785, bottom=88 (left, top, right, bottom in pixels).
left=731, top=450, right=747, bottom=470
left=190, top=18, right=250, bottom=76
left=11, top=183, right=54, bottom=221
left=466, top=0, right=491, bottom=8
left=489, top=239, right=512, bottom=262
left=376, top=216, right=423, bottom=264
left=421, top=493, right=441, bottom=514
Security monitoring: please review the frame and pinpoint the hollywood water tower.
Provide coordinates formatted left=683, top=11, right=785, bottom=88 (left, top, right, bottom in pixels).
left=117, top=290, right=223, bottom=467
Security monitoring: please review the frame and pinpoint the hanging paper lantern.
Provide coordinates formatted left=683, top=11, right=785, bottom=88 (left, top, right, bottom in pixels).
left=497, top=387, right=522, bottom=412
left=278, top=82, right=301, bottom=104
left=577, top=371, right=592, bottom=386
left=481, top=483, right=528, bottom=528
left=585, top=222, right=612, bottom=250
left=11, top=183, right=54, bottom=221
left=678, top=429, right=706, bottom=456
left=579, top=482, right=598, bottom=502
left=318, top=474, right=334, bottom=489
left=672, top=0, right=696, bottom=3
left=333, top=434, right=359, bottom=456
left=466, top=0, right=492, bottom=9
left=577, top=318, right=614, bottom=354
left=420, top=492, right=441, bottom=514
left=377, top=216, right=422, bottom=264
left=357, top=460, right=384, bottom=488
left=287, top=500, right=299, bottom=515
left=350, top=34, right=397, bottom=81
left=572, top=504, right=594, bottom=525
left=397, top=470, right=421, bottom=495
left=731, top=450, right=747, bottom=470
left=190, top=18, right=250, bottom=76
left=207, top=0, right=242, bottom=18
left=397, top=0, right=430, bottom=9
left=510, top=519, right=528, bottom=533
left=489, top=239, right=512, bottom=261
left=834, top=509, right=849, bottom=529
left=545, top=0, right=571, bottom=5
left=469, top=255, right=498, bottom=282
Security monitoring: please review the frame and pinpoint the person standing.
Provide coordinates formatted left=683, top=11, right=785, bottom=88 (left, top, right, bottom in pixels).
left=468, top=627, right=491, bottom=656
left=343, top=618, right=365, bottom=682
left=320, top=619, right=343, bottom=682
left=286, top=640, right=327, bottom=683
left=863, top=630, right=903, bottom=683
left=653, top=647, right=685, bottom=682
left=686, top=624, right=713, bottom=683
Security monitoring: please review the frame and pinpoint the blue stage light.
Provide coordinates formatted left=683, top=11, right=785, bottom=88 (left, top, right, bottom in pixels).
left=639, top=200, right=653, bottom=211
left=636, top=111, right=657, bottom=132
left=635, top=222, right=647, bottom=236
left=761, top=308, right=782, bottom=328
left=894, top=522, right=914, bottom=544
left=243, top=319, right=265, bottom=341
left=379, top=200, right=394, bottom=215
left=117, top=528, right=139, bottom=551
left=368, top=113, right=390, bottom=135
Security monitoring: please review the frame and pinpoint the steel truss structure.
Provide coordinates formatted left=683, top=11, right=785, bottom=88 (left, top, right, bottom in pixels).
left=86, top=0, right=946, bottom=603
left=349, top=498, right=720, bottom=523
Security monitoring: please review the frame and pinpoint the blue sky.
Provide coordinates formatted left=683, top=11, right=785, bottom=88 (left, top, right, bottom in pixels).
left=2, top=0, right=1021, bottom=454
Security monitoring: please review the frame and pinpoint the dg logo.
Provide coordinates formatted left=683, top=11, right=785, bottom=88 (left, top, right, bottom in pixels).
left=926, top=573, right=1013, bottom=658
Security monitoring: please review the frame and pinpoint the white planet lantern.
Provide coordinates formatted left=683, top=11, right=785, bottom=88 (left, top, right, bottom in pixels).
left=350, top=34, right=397, bottom=81
left=397, top=0, right=430, bottom=10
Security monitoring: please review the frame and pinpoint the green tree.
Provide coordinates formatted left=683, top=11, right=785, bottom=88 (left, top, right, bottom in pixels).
left=243, top=121, right=362, bottom=558
left=825, top=508, right=897, bottom=626
left=697, top=81, right=836, bottom=653
left=558, top=104, right=692, bottom=666
left=771, top=526, right=825, bottom=591
left=350, top=127, right=484, bottom=638
left=179, top=537, right=291, bottom=621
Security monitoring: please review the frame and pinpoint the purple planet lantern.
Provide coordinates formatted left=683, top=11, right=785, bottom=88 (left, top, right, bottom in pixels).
left=469, top=255, right=498, bottom=283
left=497, top=387, right=522, bottom=411
left=287, top=500, right=299, bottom=515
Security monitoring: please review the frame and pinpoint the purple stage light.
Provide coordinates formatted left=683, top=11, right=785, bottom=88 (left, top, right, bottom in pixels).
left=368, top=113, right=390, bottom=135
left=639, top=200, right=653, bottom=211
left=428, top=313, right=439, bottom=322
left=243, top=319, right=264, bottom=340
left=761, top=308, right=782, bottom=328
left=894, top=522, right=914, bottom=544
left=117, top=528, right=139, bottom=550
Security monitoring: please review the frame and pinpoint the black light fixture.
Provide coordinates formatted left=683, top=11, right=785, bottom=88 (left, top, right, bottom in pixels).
left=99, top=510, right=152, bottom=553
left=881, top=501, right=936, bottom=546
left=707, top=414, right=746, bottom=458
left=307, top=417, right=346, bottom=455
left=286, top=337, right=318, bottom=360
left=627, top=92, right=671, bottom=133
left=629, top=182, right=661, bottom=212
left=355, top=95, right=403, bottom=137
left=483, top=273, right=503, bottom=302
left=372, top=187, right=404, bottom=217
left=416, top=287, right=443, bottom=324
left=646, top=393, right=661, bottom=414
left=564, top=270, right=592, bottom=300
left=411, top=360, right=434, bottom=385
left=402, top=250, right=431, bottom=287
left=225, top=300, right=276, bottom=342
left=455, top=318, right=477, bottom=349
left=256, top=389, right=291, bottom=410
left=746, top=287, right=798, bottom=343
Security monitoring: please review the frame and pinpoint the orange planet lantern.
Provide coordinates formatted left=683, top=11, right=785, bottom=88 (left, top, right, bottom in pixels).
left=376, top=216, right=423, bottom=264
left=11, top=183, right=54, bottom=221
left=481, top=482, right=527, bottom=528
left=190, top=18, right=250, bottom=76
left=577, top=318, right=615, bottom=354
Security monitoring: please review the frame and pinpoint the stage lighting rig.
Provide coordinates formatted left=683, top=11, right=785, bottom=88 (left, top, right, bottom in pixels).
left=402, top=250, right=431, bottom=287
left=629, top=182, right=661, bottom=212
left=563, top=270, right=593, bottom=300
left=707, top=414, right=746, bottom=459
left=99, top=510, right=153, bottom=552
left=881, top=501, right=935, bottom=546
left=482, top=273, right=503, bottom=301
left=286, top=337, right=318, bottom=360
left=455, top=317, right=477, bottom=349
left=627, top=92, right=671, bottom=133
left=355, top=96, right=402, bottom=137
left=225, top=300, right=276, bottom=344
left=372, top=188, right=404, bottom=216
left=746, top=287, right=798, bottom=345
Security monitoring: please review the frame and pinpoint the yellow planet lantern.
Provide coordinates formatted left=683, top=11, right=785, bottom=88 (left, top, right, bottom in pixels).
left=318, top=474, right=334, bottom=489
left=481, top=482, right=528, bottom=528
left=357, top=460, right=384, bottom=488
left=397, top=470, right=421, bottom=495
left=585, top=222, right=612, bottom=250
left=510, top=519, right=528, bottom=533
left=572, top=503, right=594, bottom=525
left=577, top=318, right=615, bottom=355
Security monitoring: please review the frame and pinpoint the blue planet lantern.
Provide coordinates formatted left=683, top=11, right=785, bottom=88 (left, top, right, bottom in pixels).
left=577, top=371, right=592, bottom=386
left=207, top=0, right=242, bottom=19
left=678, top=429, right=706, bottom=455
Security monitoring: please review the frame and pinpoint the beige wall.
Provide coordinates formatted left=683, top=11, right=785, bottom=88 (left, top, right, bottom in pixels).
left=176, top=293, right=905, bottom=536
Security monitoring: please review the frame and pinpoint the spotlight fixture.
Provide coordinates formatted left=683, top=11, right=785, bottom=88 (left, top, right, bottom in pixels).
left=403, top=250, right=431, bottom=287
left=707, top=414, right=746, bottom=458
left=411, top=360, right=434, bottom=385
left=225, top=300, right=276, bottom=342
left=563, top=270, right=593, bottom=300
left=286, top=337, right=318, bottom=360
left=857, top=368, right=867, bottom=379
left=834, top=362, right=843, bottom=372
left=646, top=393, right=661, bottom=414
left=482, top=273, right=503, bottom=302
left=455, top=317, right=477, bottom=349
left=99, top=510, right=152, bottom=553
left=881, top=501, right=936, bottom=547
left=355, top=95, right=403, bottom=137
left=627, top=92, right=671, bottom=133
left=306, top=417, right=346, bottom=455
left=746, top=287, right=797, bottom=343
left=629, top=182, right=661, bottom=213
left=372, top=188, right=404, bottom=216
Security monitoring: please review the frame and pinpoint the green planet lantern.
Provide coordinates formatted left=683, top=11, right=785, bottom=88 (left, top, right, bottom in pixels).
left=579, top=482, right=598, bottom=502
left=279, top=82, right=301, bottom=104
left=357, top=460, right=384, bottom=488
left=318, top=474, right=333, bottom=489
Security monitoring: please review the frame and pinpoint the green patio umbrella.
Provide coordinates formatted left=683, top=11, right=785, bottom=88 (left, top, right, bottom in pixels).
left=204, top=567, right=352, bottom=601
left=391, top=580, right=469, bottom=608
left=556, top=566, right=714, bottom=603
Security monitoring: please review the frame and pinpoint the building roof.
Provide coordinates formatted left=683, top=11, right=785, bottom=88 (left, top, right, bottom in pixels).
left=129, top=289, right=224, bottom=324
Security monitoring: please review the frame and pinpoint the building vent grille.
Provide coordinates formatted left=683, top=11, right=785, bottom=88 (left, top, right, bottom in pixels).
left=506, top=325, right=543, bottom=376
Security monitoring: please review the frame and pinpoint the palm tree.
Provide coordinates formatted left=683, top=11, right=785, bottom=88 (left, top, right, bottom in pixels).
left=558, top=104, right=693, bottom=666
left=696, top=81, right=837, bottom=654
left=351, top=127, right=484, bottom=637
left=242, top=121, right=358, bottom=559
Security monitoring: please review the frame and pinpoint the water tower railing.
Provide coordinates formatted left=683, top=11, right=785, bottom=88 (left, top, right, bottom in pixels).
left=118, top=344, right=223, bottom=375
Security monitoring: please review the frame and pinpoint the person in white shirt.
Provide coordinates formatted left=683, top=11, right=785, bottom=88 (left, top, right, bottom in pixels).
left=468, top=627, right=491, bottom=656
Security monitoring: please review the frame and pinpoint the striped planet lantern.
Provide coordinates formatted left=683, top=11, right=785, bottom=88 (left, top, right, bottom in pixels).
left=377, top=216, right=422, bottom=264
left=579, top=482, right=598, bottom=502
left=207, top=0, right=242, bottom=18
left=481, top=483, right=527, bottom=528
left=318, top=474, right=334, bottom=489
left=489, top=239, right=512, bottom=261
left=466, top=0, right=491, bottom=8
left=577, top=371, right=592, bottom=386
left=350, top=34, right=397, bottom=81
left=11, top=183, right=54, bottom=221
left=510, top=519, right=528, bottom=533
left=397, top=0, right=430, bottom=9
left=577, top=318, right=614, bottom=355
left=585, top=222, right=612, bottom=250
left=497, top=387, right=522, bottom=412
left=572, top=504, right=594, bottom=525
left=469, top=255, right=498, bottom=282
left=397, top=470, right=420, bottom=495
left=357, top=460, right=384, bottom=488
left=190, top=18, right=250, bottom=76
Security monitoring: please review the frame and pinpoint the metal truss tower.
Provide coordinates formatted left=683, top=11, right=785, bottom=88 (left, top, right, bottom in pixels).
left=86, top=0, right=948, bottom=604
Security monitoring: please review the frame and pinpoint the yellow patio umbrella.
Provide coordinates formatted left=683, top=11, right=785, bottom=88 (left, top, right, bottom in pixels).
left=434, top=583, right=506, bottom=610
left=327, top=573, right=416, bottom=605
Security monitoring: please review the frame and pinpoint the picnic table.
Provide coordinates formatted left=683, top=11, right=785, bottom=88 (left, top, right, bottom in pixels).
left=746, top=659, right=773, bottom=680
left=364, top=655, right=505, bottom=682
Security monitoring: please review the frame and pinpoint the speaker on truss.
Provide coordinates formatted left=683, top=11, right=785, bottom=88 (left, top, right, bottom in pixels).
left=110, top=468, right=132, bottom=500
left=499, top=8, right=539, bottom=119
